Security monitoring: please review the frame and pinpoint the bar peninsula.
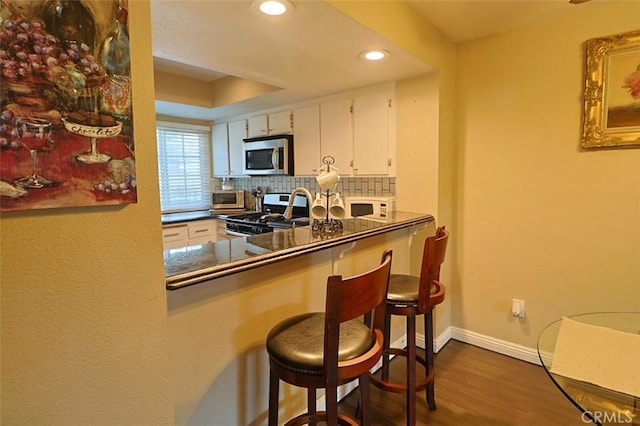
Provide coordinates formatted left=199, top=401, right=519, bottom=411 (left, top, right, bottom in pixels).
left=165, top=211, right=434, bottom=290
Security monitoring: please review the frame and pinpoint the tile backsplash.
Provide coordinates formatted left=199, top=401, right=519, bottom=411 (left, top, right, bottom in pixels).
left=213, top=177, right=396, bottom=210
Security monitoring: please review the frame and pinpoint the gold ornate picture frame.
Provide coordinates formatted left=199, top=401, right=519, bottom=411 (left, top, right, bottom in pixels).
left=581, top=29, right=640, bottom=149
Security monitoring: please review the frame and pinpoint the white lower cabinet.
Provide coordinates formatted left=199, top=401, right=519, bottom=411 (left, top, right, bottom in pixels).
left=163, top=219, right=217, bottom=250
left=186, top=220, right=217, bottom=246
left=162, top=224, right=189, bottom=250
left=215, top=219, right=235, bottom=241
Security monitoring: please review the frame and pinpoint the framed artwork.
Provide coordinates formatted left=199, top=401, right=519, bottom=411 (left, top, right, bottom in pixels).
left=581, top=29, right=640, bottom=149
left=0, top=0, right=136, bottom=212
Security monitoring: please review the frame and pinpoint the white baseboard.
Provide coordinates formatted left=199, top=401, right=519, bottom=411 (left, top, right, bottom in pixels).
left=314, top=326, right=543, bottom=411
left=447, top=326, right=543, bottom=366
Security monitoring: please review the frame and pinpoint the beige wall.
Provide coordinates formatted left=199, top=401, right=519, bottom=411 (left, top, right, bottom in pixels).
left=338, top=1, right=640, bottom=349
left=3, top=1, right=639, bottom=424
left=453, top=1, right=640, bottom=347
left=0, top=2, right=174, bottom=425
left=167, top=229, right=422, bottom=425
left=329, top=0, right=458, bottom=344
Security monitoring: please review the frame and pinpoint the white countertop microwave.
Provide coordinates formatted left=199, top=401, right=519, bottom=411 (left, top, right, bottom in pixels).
left=344, top=196, right=396, bottom=222
left=212, top=190, right=244, bottom=210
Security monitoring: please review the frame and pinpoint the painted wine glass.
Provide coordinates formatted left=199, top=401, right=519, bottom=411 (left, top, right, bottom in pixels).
left=14, top=117, right=54, bottom=189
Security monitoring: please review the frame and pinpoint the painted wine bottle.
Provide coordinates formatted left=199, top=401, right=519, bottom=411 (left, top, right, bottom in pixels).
left=99, top=0, right=132, bottom=135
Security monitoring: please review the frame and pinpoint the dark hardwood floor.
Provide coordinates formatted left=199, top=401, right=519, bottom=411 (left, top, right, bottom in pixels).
left=338, top=340, right=586, bottom=425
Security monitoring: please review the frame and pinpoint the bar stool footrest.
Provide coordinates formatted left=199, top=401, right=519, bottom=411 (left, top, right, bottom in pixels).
left=369, top=348, right=434, bottom=394
left=284, top=411, right=358, bottom=426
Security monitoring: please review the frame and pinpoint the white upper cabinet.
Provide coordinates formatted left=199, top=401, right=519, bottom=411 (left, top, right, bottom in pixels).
left=293, top=105, right=321, bottom=176
left=319, top=98, right=352, bottom=175
left=247, top=115, right=268, bottom=138
left=227, top=119, right=247, bottom=176
left=221, top=82, right=396, bottom=177
left=212, top=123, right=230, bottom=176
left=268, top=110, right=293, bottom=135
left=352, top=86, right=393, bottom=175
left=247, top=111, right=292, bottom=138
left=212, top=120, right=246, bottom=177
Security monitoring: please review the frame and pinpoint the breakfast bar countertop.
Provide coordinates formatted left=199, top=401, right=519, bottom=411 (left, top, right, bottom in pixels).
left=165, top=211, right=434, bottom=290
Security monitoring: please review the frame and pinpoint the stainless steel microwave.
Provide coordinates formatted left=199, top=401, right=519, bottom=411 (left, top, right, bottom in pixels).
left=242, top=135, right=293, bottom=176
left=212, top=190, right=244, bottom=210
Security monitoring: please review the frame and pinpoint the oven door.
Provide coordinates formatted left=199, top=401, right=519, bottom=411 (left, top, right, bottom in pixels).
left=225, top=220, right=272, bottom=236
left=226, top=229, right=252, bottom=237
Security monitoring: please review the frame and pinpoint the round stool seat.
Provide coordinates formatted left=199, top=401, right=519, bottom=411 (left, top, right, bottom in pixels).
left=387, top=274, right=443, bottom=305
left=267, top=312, right=375, bottom=375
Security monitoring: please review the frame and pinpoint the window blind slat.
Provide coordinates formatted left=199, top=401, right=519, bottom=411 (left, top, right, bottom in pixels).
left=156, top=124, right=211, bottom=213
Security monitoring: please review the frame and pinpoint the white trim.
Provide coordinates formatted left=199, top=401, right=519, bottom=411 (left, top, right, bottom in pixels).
left=447, top=326, right=543, bottom=366
left=156, top=120, right=210, bottom=133
left=313, top=326, right=545, bottom=411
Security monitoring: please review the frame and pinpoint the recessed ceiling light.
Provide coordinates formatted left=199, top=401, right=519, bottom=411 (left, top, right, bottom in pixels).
left=360, top=50, right=390, bottom=61
left=253, top=0, right=293, bottom=16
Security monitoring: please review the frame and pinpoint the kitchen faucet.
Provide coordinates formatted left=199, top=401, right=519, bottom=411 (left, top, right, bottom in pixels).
left=284, top=187, right=314, bottom=220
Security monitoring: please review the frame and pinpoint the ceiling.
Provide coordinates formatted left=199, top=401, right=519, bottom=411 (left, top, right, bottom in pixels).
left=151, top=0, right=609, bottom=122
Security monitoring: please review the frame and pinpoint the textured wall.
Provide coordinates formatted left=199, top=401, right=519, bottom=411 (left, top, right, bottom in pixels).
left=453, top=1, right=640, bottom=346
left=0, top=2, right=174, bottom=425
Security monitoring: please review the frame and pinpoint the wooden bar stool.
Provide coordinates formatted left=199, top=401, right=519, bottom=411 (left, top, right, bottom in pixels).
left=266, top=250, right=393, bottom=426
left=370, top=226, right=449, bottom=425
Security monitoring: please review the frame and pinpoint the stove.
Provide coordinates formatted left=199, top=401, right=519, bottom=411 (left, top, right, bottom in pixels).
left=225, top=193, right=310, bottom=236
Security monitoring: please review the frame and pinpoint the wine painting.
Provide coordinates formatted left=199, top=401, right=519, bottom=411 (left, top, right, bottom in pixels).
left=0, top=0, right=136, bottom=212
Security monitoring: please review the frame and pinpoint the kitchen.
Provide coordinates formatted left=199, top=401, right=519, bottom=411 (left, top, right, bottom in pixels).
left=160, top=79, right=400, bottom=247
left=2, top=1, right=639, bottom=425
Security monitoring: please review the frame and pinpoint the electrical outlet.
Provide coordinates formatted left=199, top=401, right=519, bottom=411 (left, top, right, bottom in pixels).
left=512, top=299, right=525, bottom=318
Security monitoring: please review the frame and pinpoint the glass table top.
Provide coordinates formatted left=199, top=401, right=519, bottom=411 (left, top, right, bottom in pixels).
left=537, top=312, right=640, bottom=426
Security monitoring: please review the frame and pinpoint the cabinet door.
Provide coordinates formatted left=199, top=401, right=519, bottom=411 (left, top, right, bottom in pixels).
left=247, top=115, right=268, bottom=138
left=227, top=120, right=247, bottom=176
left=215, top=219, right=235, bottom=241
left=352, top=90, right=391, bottom=175
left=268, top=110, right=292, bottom=135
left=319, top=98, right=352, bottom=174
left=187, top=220, right=216, bottom=245
left=162, top=224, right=188, bottom=250
left=212, top=123, right=229, bottom=176
left=293, top=105, right=321, bottom=176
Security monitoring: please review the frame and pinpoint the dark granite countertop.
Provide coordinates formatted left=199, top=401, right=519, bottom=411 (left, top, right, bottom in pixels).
left=162, top=209, right=248, bottom=224
left=165, top=211, right=434, bottom=290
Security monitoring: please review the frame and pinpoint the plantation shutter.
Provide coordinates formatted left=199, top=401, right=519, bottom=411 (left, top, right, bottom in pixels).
left=156, top=122, right=211, bottom=213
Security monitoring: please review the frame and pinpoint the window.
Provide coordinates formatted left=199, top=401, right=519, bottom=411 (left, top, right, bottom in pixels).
left=156, top=121, right=211, bottom=213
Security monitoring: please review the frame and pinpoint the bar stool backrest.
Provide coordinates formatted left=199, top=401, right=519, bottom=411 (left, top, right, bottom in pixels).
left=418, top=226, right=449, bottom=312
left=325, top=249, right=393, bottom=383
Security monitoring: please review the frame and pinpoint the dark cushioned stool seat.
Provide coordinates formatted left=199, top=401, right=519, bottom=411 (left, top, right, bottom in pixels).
left=267, top=312, right=375, bottom=375
left=370, top=226, right=449, bottom=426
left=387, top=274, right=443, bottom=304
left=266, top=250, right=393, bottom=426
